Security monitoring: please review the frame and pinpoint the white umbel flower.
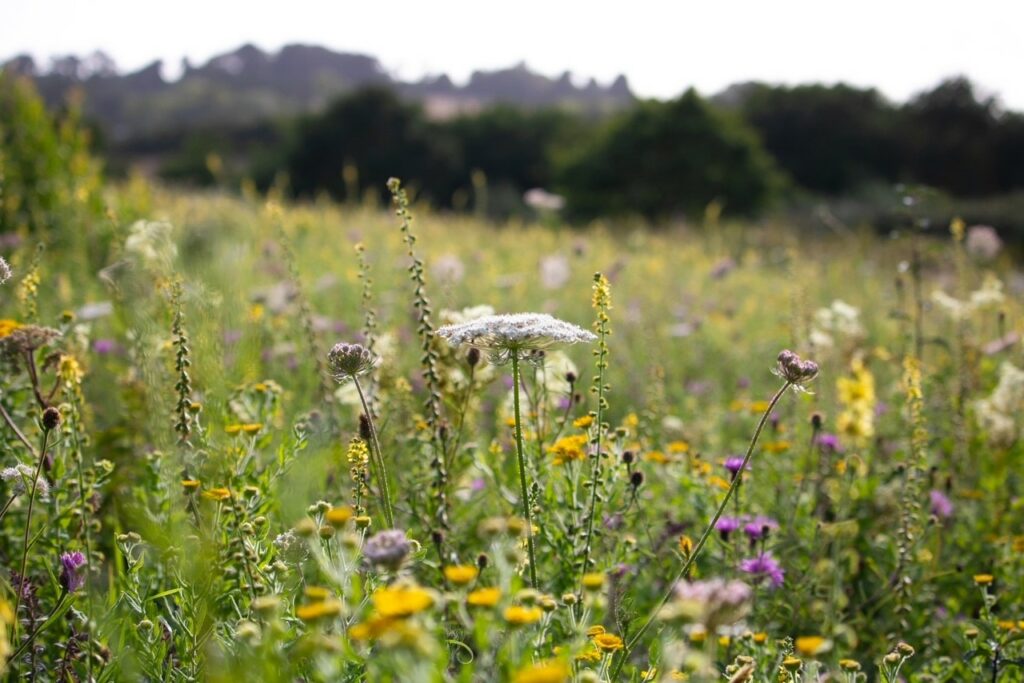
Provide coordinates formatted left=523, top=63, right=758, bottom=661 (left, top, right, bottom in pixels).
left=437, top=312, right=596, bottom=365
left=0, top=256, right=11, bottom=285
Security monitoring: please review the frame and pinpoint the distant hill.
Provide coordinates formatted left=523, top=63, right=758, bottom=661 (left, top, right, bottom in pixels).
left=2, top=43, right=635, bottom=140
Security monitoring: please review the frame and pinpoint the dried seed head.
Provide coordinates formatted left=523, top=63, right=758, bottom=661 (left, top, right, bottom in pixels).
left=327, top=342, right=377, bottom=383
left=774, top=350, right=819, bottom=385
left=42, top=406, right=62, bottom=431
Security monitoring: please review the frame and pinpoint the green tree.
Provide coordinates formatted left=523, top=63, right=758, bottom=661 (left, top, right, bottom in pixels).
left=559, top=90, right=780, bottom=220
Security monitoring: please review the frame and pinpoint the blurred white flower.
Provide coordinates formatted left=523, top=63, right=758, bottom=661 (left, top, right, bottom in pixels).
left=539, top=254, right=571, bottom=290
left=0, top=255, right=11, bottom=285
left=810, top=300, right=863, bottom=347
left=431, top=254, right=466, bottom=284
left=439, top=305, right=496, bottom=326
left=965, top=225, right=1002, bottom=262
left=124, top=220, right=177, bottom=270
left=524, top=188, right=565, bottom=212
left=975, top=361, right=1024, bottom=446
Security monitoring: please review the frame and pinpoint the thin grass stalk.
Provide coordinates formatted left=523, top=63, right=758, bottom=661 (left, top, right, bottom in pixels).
left=611, top=380, right=792, bottom=678
left=353, top=376, right=395, bottom=528
left=13, top=427, right=53, bottom=639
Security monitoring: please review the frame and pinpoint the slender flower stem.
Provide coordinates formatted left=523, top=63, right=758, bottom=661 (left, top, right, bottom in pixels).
left=511, top=351, right=539, bottom=588
left=611, top=381, right=792, bottom=678
left=13, top=427, right=53, bottom=639
left=578, top=341, right=609, bottom=601
left=353, top=377, right=395, bottom=528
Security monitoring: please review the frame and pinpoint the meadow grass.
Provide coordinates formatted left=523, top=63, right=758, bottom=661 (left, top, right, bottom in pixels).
left=0, top=179, right=1022, bottom=682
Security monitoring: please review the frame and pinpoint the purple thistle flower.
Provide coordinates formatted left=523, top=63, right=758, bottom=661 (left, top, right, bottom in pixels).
left=739, top=552, right=785, bottom=588
left=60, top=551, right=87, bottom=593
left=723, top=457, right=747, bottom=477
left=715, top=516, right=742, bottom=539
left=362, top=529, right=411, bottom=569
left=743, top=515, right=779, bottom=541
left=815, top=433, right=843, bottom=453
left=930, top=490, right=954, bottom=520
left=93, top=339, right=119, bottom=355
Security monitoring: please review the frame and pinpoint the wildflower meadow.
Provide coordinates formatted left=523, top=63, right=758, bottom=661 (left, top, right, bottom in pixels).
left=2, top=91, right=1024, bottom=683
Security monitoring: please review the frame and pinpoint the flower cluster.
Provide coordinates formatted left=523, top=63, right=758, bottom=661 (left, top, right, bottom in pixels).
left=437, top=313, right=596, bottom=365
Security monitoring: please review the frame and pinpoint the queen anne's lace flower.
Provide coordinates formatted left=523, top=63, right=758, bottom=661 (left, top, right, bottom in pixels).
left=327, top=342, right=377, bottom=384
left=437, top=313, right=596, bottom=365
left=0, top=256, right=11, bottom=285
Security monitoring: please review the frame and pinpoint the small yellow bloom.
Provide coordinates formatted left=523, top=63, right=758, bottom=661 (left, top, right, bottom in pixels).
left=181, top=479, right=201, bottom=490
left=593, top=633, right=624, bottom=652
left=667, top=440, right=690, bottom=454
left=974, top=574, right=994, bottom=586
left=840, top=659, right=861, bottom=671
left=689, top=628, right=706, bottom=644
left=763, top=440, right=791, bottom=454
left=466, top=587, right=501, bottom=607
left=241, top=423, right=263, bottom=434
left=575, top=647, right=603, bottom=663
left=325, top=506, right=354, bottom=527
left=573, top=415, right=594, bottom=429
left=644, top=450, right=669, bottom=464
left=503, top=605, right=544, bottom=626
left=997, top=620, right=1018, bottom=631
left=372, top=586, right=434, bottom=618
left=0, top=320, right=23, bottom=338
left=586, top=624, right=606, bottom=637
left=795, top=635, right=831, bottom=657
left=513, top=659, right=570, bottom=683
left=295, top=599, right=343, bottom=622
left=548, top=434, right=589, bottom=465
left=749, top=400, right=771, bottom=413
left=443, top=565, right=479, bottom=586
left=201, top=487, right=231, bottom=501
left=752, top=632, right=768, bottom=645
left=783, top=656, right=802, bottom=671
left=678, top=535, right=694, bottom=556
left=225, top=424, right=243, bottom=435
left=303, top=586, right=332, bottom=601
left=581, top=572, right=605, bottom=590
left=708, top=475, right=731, bottom=490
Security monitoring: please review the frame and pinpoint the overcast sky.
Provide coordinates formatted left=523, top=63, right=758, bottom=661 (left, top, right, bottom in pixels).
left=3, top=0, right=1021, bottom=107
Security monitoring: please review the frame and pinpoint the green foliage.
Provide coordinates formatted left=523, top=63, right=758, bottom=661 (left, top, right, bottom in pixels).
left=559, top=90, right=782, bottom=220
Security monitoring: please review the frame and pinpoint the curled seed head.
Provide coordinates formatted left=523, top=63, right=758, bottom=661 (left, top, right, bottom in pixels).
left=774, top=350, right=819, bottom=385
left=327, top=342, right=377, bottom=383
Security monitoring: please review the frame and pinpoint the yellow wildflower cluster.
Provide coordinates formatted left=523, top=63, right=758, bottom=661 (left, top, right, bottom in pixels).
left=348, top=584, right=435, bottom=652
left=548, top=434, right=588, bottom=465
left=513, top=659, right=570, bottom=683
left=836, top=356, right=876, bottom=443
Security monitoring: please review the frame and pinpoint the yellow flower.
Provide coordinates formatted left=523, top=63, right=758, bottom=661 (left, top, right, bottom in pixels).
left=575, top=647, right=603, bottom=663
left=708, top=475, right=731, bottom=490
left=586, top=624, right=606, bottom=637
left=241, top=423, right=263, bottom=434
left=678, top=535, right=694, bottom=555
left=573, top=415, right=594, bottom=429
left=667, top=440, right=690, bottom=454
left=752, top=632, right=768, bottom=645
left=840, top=659, right=861, bottom=671
left=201, top=487, right=231, bottom=501
left=301, top=586, right=332, bottom=601
left=466, top=587, right=501, bottom=607
left=581, top=572, right=605, bottom=590
left=296, top=599, right=343, bottom=622
left=181, top=479, right=201, bottom=490
left=974, top=574, right=994, bottom=586
left=443, top=565, right=479, bottom=586
left=762, top=440, right=791, bottom=454
left=644, top=450, right=669, bottom=464
left=997, top=620, right=1017, bottom=631
left=783, top=656, right=802, bottom=671
left=225, top=424, right=243, bottom=435
left=0, top=320, right=22, bottom=338
left=795, top=635, right=831, bottom=657
left=349, top=614, right=394, bottom=641
left=325, top=506, right=354, bottom=527
left=749, top=400, right=771, bottom=413
left=503, top=605, right=544, bottom=626
left=513, top=659, right=570, bottom=683
left=689, top=628, right=706, bottom=643
left=58, top=355, right=84, bottom=386
left=548, top=434, right=588, bottom=465
left=372, top=586, right=434, bottom=618
left=593, top=633, right=624, bottom=652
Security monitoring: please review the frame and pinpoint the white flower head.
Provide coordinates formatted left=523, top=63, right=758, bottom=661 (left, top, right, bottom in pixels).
left=0, top=255, right=11, bottom=285
left=437, top=312, right=596, bottom=365
left=1, top=463, right=50, bottom=499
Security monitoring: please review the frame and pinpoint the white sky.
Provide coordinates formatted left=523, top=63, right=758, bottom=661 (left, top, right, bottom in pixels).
left=3, top=0, right=1022, bottom=107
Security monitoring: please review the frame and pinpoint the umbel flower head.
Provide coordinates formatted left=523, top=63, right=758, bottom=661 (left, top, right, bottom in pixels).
left=437, top=312, right=596, bottom=365
left=0, top=256, right=11, bottom=285
left=327, top=342, right=377, bottom=384
left=774, top=350, right=819, bottom=386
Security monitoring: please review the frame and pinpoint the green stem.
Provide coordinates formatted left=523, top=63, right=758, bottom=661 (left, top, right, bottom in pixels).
left=511, top=351, right=539, bottom=588
left=13, top=428, right=52, bottom=640
left=611, top=381, right=792, bottom=679
left=578, top=325, right=608, bottom=600
left=354, top=377, right=395, bottom=528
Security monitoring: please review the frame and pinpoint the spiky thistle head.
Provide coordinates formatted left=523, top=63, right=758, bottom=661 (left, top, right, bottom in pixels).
left=437, top=313, right=596, bottom=365
left=327, top=342, right=377, bottom=384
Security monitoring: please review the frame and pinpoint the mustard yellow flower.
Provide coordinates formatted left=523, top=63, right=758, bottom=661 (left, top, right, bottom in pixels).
left=372, top=585, right=434, bottom=618
left=325, top=506, right=354, bottom=527
left=201, top=487, right=231, bottom=501
left=443, top=565, right=479, bottom=586
left=504, top=605, right=543, bottom=626
left=513, top=659, right=570, bottom=683
left=573, top=415, right=594, bottom=429
left=592, top=632, right=624, bottom=652
left=795, top=635, right=831, bottom=657
left=466, top=587, right=501, bottom=607
left=296, top=599, right=343, bottom=622
left=974, top=574, right=994, bottom=586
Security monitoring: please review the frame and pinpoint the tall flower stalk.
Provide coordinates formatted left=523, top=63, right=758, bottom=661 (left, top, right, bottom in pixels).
left=387, top=177, right=449, bottom=532
left=438, top=312, right=596, bottom=589
left=610, top=350, right=817, bottom=678
left=328, top=342, right=394, bottom=528
left=578, top=272, right=611, bottom=599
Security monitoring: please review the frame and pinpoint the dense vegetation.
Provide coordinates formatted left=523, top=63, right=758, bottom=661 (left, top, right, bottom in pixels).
left=3, top=71, right=1024, bottom=682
